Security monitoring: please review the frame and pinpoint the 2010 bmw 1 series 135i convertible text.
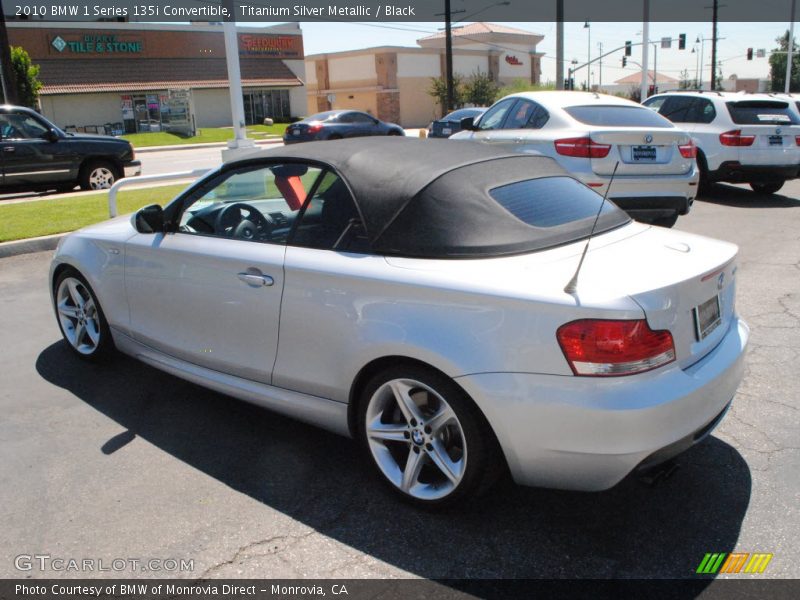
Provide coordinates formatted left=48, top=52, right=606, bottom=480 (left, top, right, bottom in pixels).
left=49, top=138, right=748, bottom=507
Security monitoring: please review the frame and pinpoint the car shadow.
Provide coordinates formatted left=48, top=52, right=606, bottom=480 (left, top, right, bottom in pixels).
left=698, top=183, right=800, bottom=208
left=36, top=342, right=751, bottom=582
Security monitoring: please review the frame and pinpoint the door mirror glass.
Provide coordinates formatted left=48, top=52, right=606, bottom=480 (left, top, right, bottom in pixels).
left=45, top=128, right=60, bottom=142
left=134, top=204, right=164, bottom=234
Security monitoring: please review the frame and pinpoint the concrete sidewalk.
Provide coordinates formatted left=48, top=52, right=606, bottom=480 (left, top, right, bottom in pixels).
left=134, top=136, right=282, bottom=153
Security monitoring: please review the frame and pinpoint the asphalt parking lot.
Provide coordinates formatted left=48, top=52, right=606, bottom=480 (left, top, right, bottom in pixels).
left=0, top=181, right=798, bottom=582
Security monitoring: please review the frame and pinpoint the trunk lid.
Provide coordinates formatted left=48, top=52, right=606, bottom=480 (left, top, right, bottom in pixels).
left=589, top=128, right=693, bottom=176
left=572, top=226, right=739, bottom=368
left=735, top=124, right=800, bottom=165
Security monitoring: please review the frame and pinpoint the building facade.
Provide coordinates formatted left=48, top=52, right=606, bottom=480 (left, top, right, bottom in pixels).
left=305, top=23, right=544, bottom=127
left=7, top=21, right=306, bottom=132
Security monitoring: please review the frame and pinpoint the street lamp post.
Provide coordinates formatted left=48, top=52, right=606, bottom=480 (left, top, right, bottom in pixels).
left=696, top=35, right=705, bottom=89
left=445, top=0, right=454, bottom=111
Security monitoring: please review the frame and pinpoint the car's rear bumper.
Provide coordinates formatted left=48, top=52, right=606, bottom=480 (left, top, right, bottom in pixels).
left=123, top=161, right=142, bottom=178
left=612, top=196, right=692, bottom=219
left=455, top=316, right=749, bottom=492
left=709, top=161, right=800, bottom=183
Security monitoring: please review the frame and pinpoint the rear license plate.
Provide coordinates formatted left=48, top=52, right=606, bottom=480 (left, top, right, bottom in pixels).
left=292, top=129, right=300, bottom=136
left=632, top=145, right=657, bottom=161
left=769, top=135, right=783, bottom=146
left=442, top=127, right=452, bottom=135
left=694, top=294, right=722, bottom=341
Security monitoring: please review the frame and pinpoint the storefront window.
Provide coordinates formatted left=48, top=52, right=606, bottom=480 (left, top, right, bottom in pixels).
left=243, top=89, right=291, bottom=125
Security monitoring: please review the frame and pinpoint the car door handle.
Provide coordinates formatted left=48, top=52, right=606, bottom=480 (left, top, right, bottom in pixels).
left=237, top=272, right=274, bottom=287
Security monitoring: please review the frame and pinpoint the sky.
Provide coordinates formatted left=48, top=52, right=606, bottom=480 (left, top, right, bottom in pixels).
left=282, top=21, right=795, bottom=88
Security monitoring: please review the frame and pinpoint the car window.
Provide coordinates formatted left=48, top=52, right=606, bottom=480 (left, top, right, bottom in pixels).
left=504, top=100, right=537, bottom=129
left=642, top=96, right=667, bottom=111
left=444, top=108, right=481, bottom=121
left=290, top=171, right=370, bottom=252
left=564, top=105, right=673, bottom=128
left=726, top=100, right=800, bottom=124
left=349, top=112, right=376, bottom=124
left=489, top=176, right=619, bottom=228
left=692, top=98, right=716, bottom=124
left=658, top=97, right=697, bottom=123
left=177, top=164, right=323, bottom=244
left=478, top=98, right=517, bottom=130
left=527, top=105, right=550, bottom=129
left=0, top=112, right=50, bottom=140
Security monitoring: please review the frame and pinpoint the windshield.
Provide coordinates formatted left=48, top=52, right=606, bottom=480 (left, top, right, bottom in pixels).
left=726, top=101, right=800, bottom=125
left=565, top=105, right=673, bottom=128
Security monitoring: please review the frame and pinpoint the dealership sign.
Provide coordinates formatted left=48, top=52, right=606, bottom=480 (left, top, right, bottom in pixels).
left=238, top=34, right=302, bottom=58
left=51, top=34, right=143, bottom=54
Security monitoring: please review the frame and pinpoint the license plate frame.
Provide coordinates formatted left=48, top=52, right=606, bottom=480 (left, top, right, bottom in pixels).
left=632, top=145, right=657, bottom=162
left=694, top=294, right=722, bottom=341
left=768, top=135, right=783, bottom=146
left=441, top=127, right=452, bottom=136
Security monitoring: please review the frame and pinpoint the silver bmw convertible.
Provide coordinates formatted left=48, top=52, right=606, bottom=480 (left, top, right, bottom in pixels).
left=50, top=138, right=748, bottom=507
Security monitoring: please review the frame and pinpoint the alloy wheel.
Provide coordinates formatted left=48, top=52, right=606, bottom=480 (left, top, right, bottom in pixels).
left=88, top=167, right=115, bottom=190
left=56, top=277, right=101, bottom=355
left=365, top=378, right=467, bottom=501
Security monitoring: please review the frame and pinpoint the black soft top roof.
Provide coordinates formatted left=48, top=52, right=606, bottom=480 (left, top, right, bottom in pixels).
left=230, top=138, right=628, bottom=257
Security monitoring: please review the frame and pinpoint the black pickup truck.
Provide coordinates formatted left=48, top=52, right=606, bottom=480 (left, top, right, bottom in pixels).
left=0, top=105, right=141, bottom=192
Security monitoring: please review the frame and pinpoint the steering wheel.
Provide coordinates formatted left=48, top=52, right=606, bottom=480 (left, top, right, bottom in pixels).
left=214, top=202, right=273, bottom=241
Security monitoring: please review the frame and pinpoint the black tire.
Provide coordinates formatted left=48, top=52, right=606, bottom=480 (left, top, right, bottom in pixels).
left=696, top=152, right=711, bottom=196
left=53, top=268, right=115, bottom=361
left=358, top=364, right=503, bottom=509
left=327, top=134, right=343, bottom=141
left=79, top=159, right=120, bottom=191
left=387, top=129, right=403, bottom=136
left=650, top=213, right=679, bottom=228
left=55, top=183, right=77, bottom=194
left=749, top=181, right=784, bottom=195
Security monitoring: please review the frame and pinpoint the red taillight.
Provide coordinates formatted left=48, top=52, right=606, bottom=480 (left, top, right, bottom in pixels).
left=306, top=122, right=323, bottom=133
left=556, top=319, right=676, bottom=377
left=554, top=137, right=612, bottom=158
left=678, top=139, right=697, bottom=159
left=795, top=136, right=800, bottom=146
left=719, top=129, right=755, bottom=147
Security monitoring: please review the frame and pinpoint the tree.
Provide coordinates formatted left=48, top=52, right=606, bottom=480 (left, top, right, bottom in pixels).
left=10, top=46, right=42, bottom=108
left=463, top=70, right=500, bottom=107
left=679, top=68, right=697, bottom=90
left=769, top=31, right=800, bottom=92
left=427, top=74, right=464, bottom=117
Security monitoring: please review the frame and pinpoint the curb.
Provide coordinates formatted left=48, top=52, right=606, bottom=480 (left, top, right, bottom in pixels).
left=134, top=138, right=283, bottom=153
left=0, top=233, right=65, bottom=259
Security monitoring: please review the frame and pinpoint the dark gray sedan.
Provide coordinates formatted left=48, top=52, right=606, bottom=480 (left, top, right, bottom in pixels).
left=283, top=110, right=405, bottom=144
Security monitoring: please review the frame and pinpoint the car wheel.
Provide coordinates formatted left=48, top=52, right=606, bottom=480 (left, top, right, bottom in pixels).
left=328, top=134, right=342, bottom=141
left=387, top=129, right=403, bottom=136
left=359, top=365, right=501, bottom=508
left=696, top=153, right=710, bottom=196
left=749, top=181, right=784, bottom=195
left=79, top=160, right=119, bottom=190
left=53, top=269, right=114, bottom=361
left=650, top=213, right=679, bottom=228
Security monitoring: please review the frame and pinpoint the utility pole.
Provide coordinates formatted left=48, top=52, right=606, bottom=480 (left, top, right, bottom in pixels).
left=598, top=42, right=603, bottom=88
left=0, top=8, right=18, bottom=104
left=445, top=0, right=454, bottom=110
left=556, top=0, right=564, bottom=89
left=221, top=0, right=254, bottom=162
left=711, top=0, right=718, bottom=90
left=640, top=0, right=650, bottom=101
left=786, top=0, right=797, bottom=93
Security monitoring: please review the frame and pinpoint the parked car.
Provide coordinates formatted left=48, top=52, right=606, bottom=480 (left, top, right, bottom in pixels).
left=643, top=91, right=800, bottom=195
left=283, top=110, right=404, bottom=144
left=50, top=138, right=748, bottom=508
left=0, top=105, right=140, bottom=192
left=450, top=91, right=699, bottom=228
left=427, top=107, right=487, bottom=138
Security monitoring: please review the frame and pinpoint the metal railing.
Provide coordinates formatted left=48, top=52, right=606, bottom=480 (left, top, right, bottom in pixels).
left=107, top=169, right=211, bottom=218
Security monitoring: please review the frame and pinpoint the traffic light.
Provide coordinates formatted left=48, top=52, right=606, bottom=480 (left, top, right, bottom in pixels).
left=747, top=47, right=754, bottom=60
left=625, top=41, right=632, bottom=56
left=678, top=33, right=686, bottom=50
left=622, top=56, right=627, bottom=67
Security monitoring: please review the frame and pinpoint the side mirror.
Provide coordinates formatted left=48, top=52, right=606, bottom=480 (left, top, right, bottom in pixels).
left=134, top=204, right=164, bottom=234
left=45, top=128, right=60, bottom=142
left=460, top=117, right=476, bottom=131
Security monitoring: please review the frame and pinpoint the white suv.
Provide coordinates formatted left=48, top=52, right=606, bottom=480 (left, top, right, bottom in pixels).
left=450, top=91, right=698, bottom=228
left=643, top=91, right=800, bottom=195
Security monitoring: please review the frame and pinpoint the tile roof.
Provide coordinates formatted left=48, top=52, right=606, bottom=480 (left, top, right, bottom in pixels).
left=37, top=58, right=302, bottom=95
left=418, top=22, right=539, bottom=41
left=614, top=71, right=679, bottom=84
